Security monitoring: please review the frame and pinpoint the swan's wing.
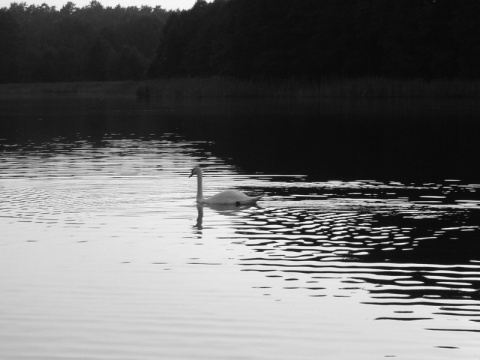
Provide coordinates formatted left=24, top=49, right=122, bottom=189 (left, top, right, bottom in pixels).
left=205, top=190, right=258, bottom=205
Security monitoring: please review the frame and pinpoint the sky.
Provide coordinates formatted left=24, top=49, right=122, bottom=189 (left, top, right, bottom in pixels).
left=0, top=0, right=202, bottom=10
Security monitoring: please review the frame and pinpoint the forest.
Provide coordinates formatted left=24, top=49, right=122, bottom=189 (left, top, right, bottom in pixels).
left=149, top=0, right=480, bottom=80
left=1, top=0, right=480, bottom=84
left=0, top=1, right=169, bottom=83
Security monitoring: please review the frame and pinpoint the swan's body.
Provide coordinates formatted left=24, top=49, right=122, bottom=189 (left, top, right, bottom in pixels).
left=189, top=166, right=262, bottom=206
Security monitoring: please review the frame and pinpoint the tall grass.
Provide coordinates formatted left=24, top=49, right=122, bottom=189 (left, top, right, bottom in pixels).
left=1, top=77, right=480, bottom=99
left=0, top=81, right=139, bottom=97
left=149, top=77, right=480, bottom=98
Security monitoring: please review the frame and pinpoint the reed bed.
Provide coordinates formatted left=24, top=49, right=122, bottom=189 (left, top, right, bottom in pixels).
left=147, top=77, right=480, bottom=98
left=1, top=77, right=480, bottom=99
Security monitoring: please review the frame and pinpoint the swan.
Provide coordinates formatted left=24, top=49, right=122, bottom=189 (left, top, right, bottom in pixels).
left=189, top=166, right=262, bottom=206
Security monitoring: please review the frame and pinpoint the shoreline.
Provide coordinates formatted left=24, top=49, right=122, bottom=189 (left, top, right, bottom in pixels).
left=1, top=77, right=480, bottom=99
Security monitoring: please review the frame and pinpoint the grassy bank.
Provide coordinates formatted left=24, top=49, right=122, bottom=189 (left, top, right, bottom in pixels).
left=148, top=77, right=480, bottom=98
left=0, top=81, right=140, bottom=98
left=1, top=77, right=480, bottom=99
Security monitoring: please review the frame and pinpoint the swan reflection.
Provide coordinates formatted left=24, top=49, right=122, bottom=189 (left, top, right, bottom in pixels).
left=194, top=203, right=204, bottom=230
left=193, top=202, right=261, bottom=231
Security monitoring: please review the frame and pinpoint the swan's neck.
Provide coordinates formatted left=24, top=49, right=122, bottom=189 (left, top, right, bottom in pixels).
left=196, top=172, right=204, bottom=203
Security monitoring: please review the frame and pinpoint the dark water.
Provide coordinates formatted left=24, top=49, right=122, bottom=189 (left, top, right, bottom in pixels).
left=2, top=96, right=480, bottom=181
left=1, top=96, right=480, bottom=359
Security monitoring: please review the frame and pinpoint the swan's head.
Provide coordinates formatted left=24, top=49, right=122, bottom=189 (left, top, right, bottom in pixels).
left=189, top=166, right=202, bottom=178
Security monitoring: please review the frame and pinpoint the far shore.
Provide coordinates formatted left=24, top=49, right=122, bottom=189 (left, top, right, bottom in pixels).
left=1, top=77, right=480, bottom=99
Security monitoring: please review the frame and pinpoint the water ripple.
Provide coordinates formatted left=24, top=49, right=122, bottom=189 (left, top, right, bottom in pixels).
left=219, top=188, right=480, bottom=332
left=2, top=133, right=480, bottom=358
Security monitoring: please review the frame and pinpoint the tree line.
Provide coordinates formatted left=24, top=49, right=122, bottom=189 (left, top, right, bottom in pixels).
left=148, top=0, right=480, bottom=80
left=0, top=1, right=169, bottom=83
left=2, top=0, right=480, bottom=84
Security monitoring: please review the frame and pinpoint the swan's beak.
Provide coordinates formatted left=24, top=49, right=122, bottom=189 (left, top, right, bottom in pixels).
left=189, top=172, right=193, bottom=178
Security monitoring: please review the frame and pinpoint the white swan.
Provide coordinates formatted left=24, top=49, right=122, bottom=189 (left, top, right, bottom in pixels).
left=189, top=166, right=262, bottom=206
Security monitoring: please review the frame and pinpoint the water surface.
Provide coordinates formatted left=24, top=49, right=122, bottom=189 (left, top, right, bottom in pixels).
left=1, top=96, right=480, bottom=359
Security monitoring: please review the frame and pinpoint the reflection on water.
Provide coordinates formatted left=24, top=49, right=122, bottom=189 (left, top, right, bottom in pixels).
left=198, top=178, right=480, bottom=332
left=1, top=97, right=480, bottom=359
left=237, top=203, right=480, bottom=312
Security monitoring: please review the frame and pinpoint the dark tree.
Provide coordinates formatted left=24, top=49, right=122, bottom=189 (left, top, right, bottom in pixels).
left=87, top=36, right=114, bottom=81
left=0, top=9, right=20, bottom=82
left=116, top=45, right=147, bottom=80
left=451, top=0, right=480, bottom=78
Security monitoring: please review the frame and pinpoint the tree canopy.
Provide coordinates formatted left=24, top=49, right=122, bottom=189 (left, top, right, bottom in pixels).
left=148, top=0, right=480, bottom=80
left=0, top=1, right=170, bottom=83
left=2, top=0, right=480, bottom=83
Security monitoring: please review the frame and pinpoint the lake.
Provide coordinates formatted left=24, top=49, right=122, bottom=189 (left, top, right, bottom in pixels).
left=1, top=95, right=480, bottom=359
